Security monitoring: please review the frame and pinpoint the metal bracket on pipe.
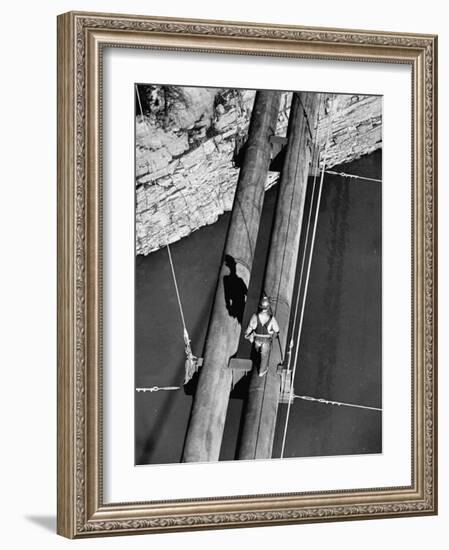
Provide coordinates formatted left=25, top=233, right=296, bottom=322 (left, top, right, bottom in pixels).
left=228, top=358, right=252, bottom=371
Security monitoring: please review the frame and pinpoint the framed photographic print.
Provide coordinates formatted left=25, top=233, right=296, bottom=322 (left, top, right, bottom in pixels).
left=57, top=11, right=438, bottom=538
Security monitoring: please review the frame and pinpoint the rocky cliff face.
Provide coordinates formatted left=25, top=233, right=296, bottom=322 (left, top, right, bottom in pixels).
left=136, top=86, right=381, bottom=255
left=315, top=94, right=382, bottom=170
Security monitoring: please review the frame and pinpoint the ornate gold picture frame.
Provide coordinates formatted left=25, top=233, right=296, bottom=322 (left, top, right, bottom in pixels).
left=57, top=11, right=437, bottom=538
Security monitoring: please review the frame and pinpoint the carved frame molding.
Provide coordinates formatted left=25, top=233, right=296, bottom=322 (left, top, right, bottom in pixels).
left=57, top=11, right=437, bottom=538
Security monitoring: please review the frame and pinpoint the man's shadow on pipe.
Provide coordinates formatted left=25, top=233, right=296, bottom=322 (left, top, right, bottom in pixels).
left=183, top=254, right=248, bottom=398
left=223, top=255, right=247, bottom=325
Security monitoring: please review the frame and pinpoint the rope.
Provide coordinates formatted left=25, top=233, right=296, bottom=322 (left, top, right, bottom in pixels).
left=164, top=234, right=201, bottom=386
left=135, top=84, right=144, bottom=118
left=165, top=234, right=188, bottom=340
left=325, top=170, right=382, bottom=183
left=136, top=386, right=180, bottom=393
left=293, top=394, right=382, bottom=412
left=280, top=94, right=335, bottom=459
left=135, top=85, right=188, bottom=340
left=164, top=232, right=198, bottom=383
left=135, top=85, right=196, bottom=386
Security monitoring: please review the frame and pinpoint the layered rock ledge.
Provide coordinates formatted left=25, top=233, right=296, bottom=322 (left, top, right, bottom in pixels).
left=136, top=87, right=381, bottom=255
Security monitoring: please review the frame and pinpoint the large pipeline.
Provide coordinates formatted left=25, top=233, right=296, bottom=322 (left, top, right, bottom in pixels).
left=182, top=91, right=282, bottom=463
left=237, top=92, right=321, bottom=460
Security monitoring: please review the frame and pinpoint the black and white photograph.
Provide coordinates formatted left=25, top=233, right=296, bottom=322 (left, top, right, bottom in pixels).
left=134, top=84, right=382, bottom=465
left=1, top=0, right=442, bottom=544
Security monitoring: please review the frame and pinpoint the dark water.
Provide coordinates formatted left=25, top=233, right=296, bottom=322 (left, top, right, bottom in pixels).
left=135, top=149, right=382, bottom=465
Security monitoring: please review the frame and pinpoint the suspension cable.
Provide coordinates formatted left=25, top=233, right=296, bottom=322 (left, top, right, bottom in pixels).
left=135, top=385, right=382, bottom=412
left=280, top=94, right=336, bottom=459
left=282, top=97, right=323, bottom=370
left=293, top=394, right=382, bottom=412
left=325, top=170, right=382, bottom=183
left=278, top=95, right=326, bottom=457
